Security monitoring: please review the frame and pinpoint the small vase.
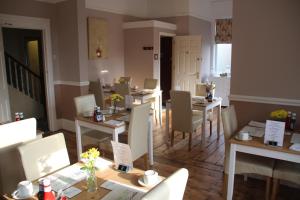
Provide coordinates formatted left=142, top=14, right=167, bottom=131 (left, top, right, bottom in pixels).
left=86, top=169, right=97, bottom=192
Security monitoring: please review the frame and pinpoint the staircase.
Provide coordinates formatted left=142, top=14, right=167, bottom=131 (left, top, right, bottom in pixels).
left=4, top=52, right=48, bottom=131
left=4, top=52, right=44, bottom=104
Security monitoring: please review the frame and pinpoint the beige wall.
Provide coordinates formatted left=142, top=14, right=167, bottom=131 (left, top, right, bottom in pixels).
left=231, top=0, right=300, bottom=127
left=124, top=28, right=154, bottom=88
left=189, top=16, right=212, bottom=81
left=84, top=9, right=140, bottom=84
left=231, top=0, right=300, bottom=99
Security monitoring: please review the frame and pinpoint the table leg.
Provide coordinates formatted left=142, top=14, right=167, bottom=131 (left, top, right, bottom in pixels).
left=227, top=144, right=236, bottom=200
left=201, top=110, right=207, bottom=149
left=113, top=130, right=119, bottom=142
left=166, top=102, right=170, bottom=142
left=75, top=120, right=82, bottom=161
left=158, top=92, right=162, bottom=127
left=217, top=103, right=221, bottom=139
left=148, top=117, right=154, bottom=165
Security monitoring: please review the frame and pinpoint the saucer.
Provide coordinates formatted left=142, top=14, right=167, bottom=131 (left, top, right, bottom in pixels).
left=138, top=177, right=162, bottom=187
left=234, top=135, right=253, bottom=141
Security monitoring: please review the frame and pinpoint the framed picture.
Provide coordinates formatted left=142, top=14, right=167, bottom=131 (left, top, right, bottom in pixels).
left=87, top=17, right=108, bottom=59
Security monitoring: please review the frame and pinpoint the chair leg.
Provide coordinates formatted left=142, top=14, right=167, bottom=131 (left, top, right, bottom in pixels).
left=223, top=173, right=228, bottom=198
left=171, top=130, right=175, bottom=146
left=209, top=120, right=212, bottom=136
left=266, top=177, right=271, bottom=200
left=182, top=132, right=186, bottom=139
left=143, top=154, right=149, bottom=170
left=271, top=178, right=279, bottom=200
left=188, top=132, right=192, bottom=151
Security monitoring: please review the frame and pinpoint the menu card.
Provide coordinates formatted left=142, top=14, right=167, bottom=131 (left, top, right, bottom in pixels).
left=111, top=141, right=133, bottom=169
left=264, top=120, right=285, bottom=146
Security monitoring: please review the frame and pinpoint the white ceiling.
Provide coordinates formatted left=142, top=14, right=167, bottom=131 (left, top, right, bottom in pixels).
left=35, top=0, right=232, bottom=20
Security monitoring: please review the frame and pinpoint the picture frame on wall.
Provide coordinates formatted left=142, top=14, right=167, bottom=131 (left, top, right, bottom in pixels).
left=87, top=17, right=108, bottom=59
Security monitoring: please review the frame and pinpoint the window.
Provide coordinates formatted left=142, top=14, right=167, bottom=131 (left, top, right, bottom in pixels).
left=215, top=43, right=232, bottom=76
left=214, top=18, right=232, bottom=76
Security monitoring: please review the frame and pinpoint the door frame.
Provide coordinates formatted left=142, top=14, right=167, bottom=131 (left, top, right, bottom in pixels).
left=0, top=14, right=57, bottom=131
left=158, top=32, right=176, bottom=90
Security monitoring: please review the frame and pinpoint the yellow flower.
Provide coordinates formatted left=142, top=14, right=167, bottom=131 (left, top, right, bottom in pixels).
left=270, top=109, right=288, bottom=119
left=80, top=148, right=100, bottom=172
left=110, top=93, right=124, bottom=102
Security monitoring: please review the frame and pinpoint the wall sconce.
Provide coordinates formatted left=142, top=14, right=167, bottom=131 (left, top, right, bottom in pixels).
left=96, top=47, right=102, bottom=58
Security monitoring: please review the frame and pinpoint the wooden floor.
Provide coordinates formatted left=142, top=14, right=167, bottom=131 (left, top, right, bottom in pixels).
left=59, top=109, right=300, bottom=200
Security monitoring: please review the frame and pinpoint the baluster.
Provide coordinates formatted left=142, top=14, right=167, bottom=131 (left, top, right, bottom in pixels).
left=16, top=63, right=22, bottom=92
left=28, top=73, right=33, bottom=98
left=5, top=55, right=11, bottom=85
left=22, top=68, right=28, bottom=95
left=11, top=60, right=17, bottom=88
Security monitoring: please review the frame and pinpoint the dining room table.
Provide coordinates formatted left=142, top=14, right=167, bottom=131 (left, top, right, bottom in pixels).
left=2, top=159, right=162, bottom=200
left=75, top=110, right=154, bottom=166
left=226, top=124, right=300, bottom=200
left=165, top=97, right=222, bottom=149
left=103, top=87, right=163, bottom=127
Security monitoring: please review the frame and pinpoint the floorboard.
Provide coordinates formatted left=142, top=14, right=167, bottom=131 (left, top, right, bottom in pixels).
left=56, top=109, right=300, bottom=200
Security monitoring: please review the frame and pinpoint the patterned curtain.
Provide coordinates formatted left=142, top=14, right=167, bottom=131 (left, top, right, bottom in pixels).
left=215, top=19, right=232, bottom=44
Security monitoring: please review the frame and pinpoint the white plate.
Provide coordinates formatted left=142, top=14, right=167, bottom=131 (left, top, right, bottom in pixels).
left=234, top=135, right=253, bottom=141
left=12, top=185, right=38, bottom=200
left=138, top=177, right=162, bottom=187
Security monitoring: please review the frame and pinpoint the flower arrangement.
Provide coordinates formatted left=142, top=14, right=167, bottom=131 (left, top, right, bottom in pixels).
left=270, top=109, right=288, bottom=120
left=80, top=148, right=100, bottom=192
left=110, top=93, right=124, bottom=103
left=205, top=82, right=216, bottom=102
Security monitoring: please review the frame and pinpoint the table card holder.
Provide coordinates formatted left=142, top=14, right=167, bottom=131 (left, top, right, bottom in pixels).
left=111, top=141, right=133, bottom=171
left=264, top=120, right=285, bottom=146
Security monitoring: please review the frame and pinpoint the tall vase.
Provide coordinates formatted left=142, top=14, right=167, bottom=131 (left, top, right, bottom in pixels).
left=86, top=169, right=97, bottom=192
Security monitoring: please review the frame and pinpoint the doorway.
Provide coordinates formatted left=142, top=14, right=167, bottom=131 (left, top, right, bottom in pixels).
left=160, top=36, right=173, bottom=105
left=2, top=27, right=48, bottom=131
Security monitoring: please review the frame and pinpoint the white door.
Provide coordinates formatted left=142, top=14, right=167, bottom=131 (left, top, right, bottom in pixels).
left=172, top=36, right=202, bottom=96
left=0, top=27, right=11, bottom=122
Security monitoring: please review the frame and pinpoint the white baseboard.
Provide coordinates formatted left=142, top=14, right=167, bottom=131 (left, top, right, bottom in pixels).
left=230, top=94, right=300, bottom=107
left=57, top=118, right=90, bottom=134
left=56, top=118, right=75, bottom=132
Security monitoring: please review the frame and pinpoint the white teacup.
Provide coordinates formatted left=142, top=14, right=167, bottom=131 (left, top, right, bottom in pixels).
left=239, top=132, right=249, bottom=140
left=143, top=170, right=158, bottom=186
left=12, top=180, right=33, bottom=198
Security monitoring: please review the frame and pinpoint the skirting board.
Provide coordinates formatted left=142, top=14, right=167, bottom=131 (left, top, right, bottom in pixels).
left=230, top=94, right=300, bottom=107
left=57, top=118, right=90, bottom=134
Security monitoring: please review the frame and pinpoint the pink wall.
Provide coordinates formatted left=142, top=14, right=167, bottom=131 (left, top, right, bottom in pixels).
left=231, top=0, right=300, bottom=128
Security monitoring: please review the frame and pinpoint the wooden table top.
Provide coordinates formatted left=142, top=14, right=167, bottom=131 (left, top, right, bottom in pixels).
left=229, top=133, right=300, bottom=156
left=3, top=162, right=158, bottom=200
left=75, top=111, right=130, bottom=128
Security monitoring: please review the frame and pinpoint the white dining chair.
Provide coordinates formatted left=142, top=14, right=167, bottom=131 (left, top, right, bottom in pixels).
left=141, top=168, right=189, bottom=200
left=143, top=78, right=158, bottom=124
left=271, top=161, right=300, bottom=200
left=170, top=90, right=203, bottom=151
left=222, top=105, right=274, bottom=199
left=74, top=94, right=111, bottom=152
left=128, top=102, right=151, bottom=169
left=195, top=83, right=213, bottom=136
left=119, top=76, right=132, bottom=85
left=89, top=79, right=106, bottom=109
left=114, top=83, right=131, bottom=107
left=0, top=118, right=38, bottom=194
left=18, top=133, right=70, bottom=181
